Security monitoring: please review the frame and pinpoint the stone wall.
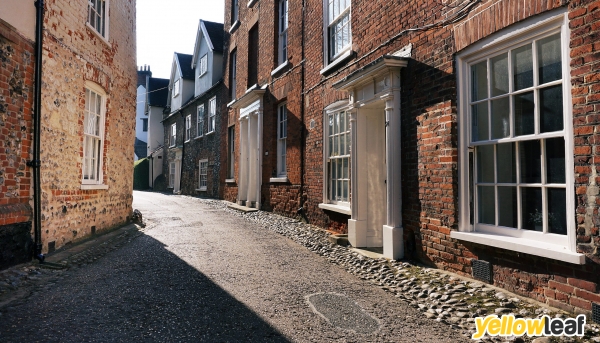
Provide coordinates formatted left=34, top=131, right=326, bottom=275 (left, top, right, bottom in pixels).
left=39, top=0, right=136, bottom=252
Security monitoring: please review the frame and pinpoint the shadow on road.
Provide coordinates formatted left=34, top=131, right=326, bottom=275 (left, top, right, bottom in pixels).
left=0, top=231, right=289, bottom=343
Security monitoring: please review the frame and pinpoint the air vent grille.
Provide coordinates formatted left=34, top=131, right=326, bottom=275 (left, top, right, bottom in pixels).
left=472, top=259, right=492, bottom=283
left=592, top=303, right=600, bottom=324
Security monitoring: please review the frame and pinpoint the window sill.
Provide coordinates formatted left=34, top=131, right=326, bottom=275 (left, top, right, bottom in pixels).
left=198, top=72, right=207, bottom=78
left=318, top=203, right=351, bottom=215
left=271, top=61, right=290, bottom=76
left=229, top=20, right=240, bottom=34
left=205, top=131, right=215, bottom=136
left=269, top=177, right=288, bottom=183
left=247, top=0, right=258, bottom=7
left=195, top=188, right=207, bottom=192
left=185, top=139, right=191, bottom=143
left=227, top=99, right=237, bottom=108
left=81, top=184, right=109, bottom=190
left=320, top=50, right=354, bottom=75
left=450, top=231, right=585, bottom=265
left=194, top=135, right=203, bottom=140
left=225, top=178, right=236, bottom=184
left=86, top=23, right=111, bottom=47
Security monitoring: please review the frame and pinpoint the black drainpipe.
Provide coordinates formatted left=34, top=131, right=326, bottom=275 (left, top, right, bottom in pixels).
left=179, top=111, right=185, bottom=193
left=297, top=0, right=307, bottom=222
left=31, top=0, right=45, bottom=262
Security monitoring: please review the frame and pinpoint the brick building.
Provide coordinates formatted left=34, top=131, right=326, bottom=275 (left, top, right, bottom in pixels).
left=224, top=0, right=304, bottom=215
left=223, top=0, right=600, bottom=315
left=162, top=20, right=227, bottom=198
left=0, top=0, right=137, bottom=267
left=0, top=2, right=36, bottom=268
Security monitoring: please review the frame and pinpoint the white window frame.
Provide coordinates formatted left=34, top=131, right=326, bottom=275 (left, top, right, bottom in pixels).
left=278, top=0, right=288, bottom=66
left=185, top=115, right=192, bottom=142
left=87, top=0, right=109, bottom=39
left=208, top=97, right=216, bottom=133
left=454, top=9, right=582, bottom=264
left=196, top=104, right=205, bottom=137
left=198, top=159, right=208, bottom=191
left=323, top=102, right=351, bottom=207
left=82, top=81, right=107, bottom=185
left=277, top=104, right=287, bottom=177
left=199, top=54, right=208, bottom=77
left=169, top=162, right=176, bottom=188
left=169, top=123, right=176, bottom=147
left=172, top=79, right=180, bottom=98
left=323, top=0, right=351, bottom=65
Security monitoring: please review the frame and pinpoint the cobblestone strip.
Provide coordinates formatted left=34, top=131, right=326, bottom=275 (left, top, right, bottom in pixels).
left=188, top=197, right=600, bottom=343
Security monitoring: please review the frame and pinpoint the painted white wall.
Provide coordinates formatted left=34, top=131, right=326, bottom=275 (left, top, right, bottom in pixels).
left=149, top=147, right=163, bottom=188
left=135, top=85, right=148, bottom=143
left=194, top=42, right=212, bottom=96
left=170, top=77, right=195, bottom=112
left=147, top=105, right=164, bottom=154
left=0, top=1, right=36, bottom=41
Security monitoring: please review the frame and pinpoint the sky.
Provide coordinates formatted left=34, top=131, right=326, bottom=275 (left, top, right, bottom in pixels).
left=136, top=0, right=225, bottom=80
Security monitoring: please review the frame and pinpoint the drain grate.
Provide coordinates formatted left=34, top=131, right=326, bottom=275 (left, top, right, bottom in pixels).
left=593, top=303, right=600, bottom=324
left=472, top=259, right=492, bottom=283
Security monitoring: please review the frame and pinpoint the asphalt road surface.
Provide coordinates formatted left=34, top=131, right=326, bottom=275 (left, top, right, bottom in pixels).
left=0, top=191, right=468, bottom=342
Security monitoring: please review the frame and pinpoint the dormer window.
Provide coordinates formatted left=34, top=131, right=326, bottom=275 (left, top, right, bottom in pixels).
left=172, top=79, right=180, bottom=98
left=199, top=54, right=208, bottom=77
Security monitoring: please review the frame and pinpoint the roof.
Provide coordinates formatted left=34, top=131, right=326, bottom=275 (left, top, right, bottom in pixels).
left=147, top=78, right=169, bottom=107
left=203, top=20, right=224, bottom=53
left=134, top=138, right=147, bottom=159
left=175, top=53, right=195, bottom=80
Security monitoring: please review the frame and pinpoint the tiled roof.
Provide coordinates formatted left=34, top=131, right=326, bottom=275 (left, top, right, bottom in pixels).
left=203, top=20, right=224, bottom=52
left=175, top=53, right=195, bottom=80
left=147, top=78, right=169, bottom=107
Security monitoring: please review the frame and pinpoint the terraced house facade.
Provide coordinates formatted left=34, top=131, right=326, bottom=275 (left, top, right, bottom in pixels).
left=0, top=0, right=137, bottom=267
left=222, top=0, right=600, bottom=316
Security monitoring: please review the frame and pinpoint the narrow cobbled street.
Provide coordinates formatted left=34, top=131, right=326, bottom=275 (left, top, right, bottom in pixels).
left=0, top=191, right=470, bottom=342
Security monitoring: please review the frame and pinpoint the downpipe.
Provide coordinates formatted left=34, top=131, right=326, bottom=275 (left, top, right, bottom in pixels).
left=31, top=0, right=45, bottom=263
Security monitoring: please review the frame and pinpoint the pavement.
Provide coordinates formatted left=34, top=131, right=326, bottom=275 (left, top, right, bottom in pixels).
left=0, top=191, right=597, bottom=342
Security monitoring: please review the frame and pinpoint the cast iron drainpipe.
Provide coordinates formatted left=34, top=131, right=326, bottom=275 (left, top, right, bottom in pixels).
left=297, top=0, right=307, bottom=221
left=28, top=0, right=45, bottom=262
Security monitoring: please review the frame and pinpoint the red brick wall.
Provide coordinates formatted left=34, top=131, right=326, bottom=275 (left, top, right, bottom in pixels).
left=0, top=19, right=34, bottom=224
left=223, top=0, right=304, bottom=217
left=301, top=0, right=600, bottom=314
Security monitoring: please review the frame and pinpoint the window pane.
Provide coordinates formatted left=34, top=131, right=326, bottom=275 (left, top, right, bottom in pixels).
left=340, top=133, right=346, bottom=156
left=476, top=145, right=494, bottom=183
left=491, top=97, right=510, bottom=139
left=548, top=188, right=567, bottom=235
left=498, top=186, right=517, bottom=228
left=477, top=186, right=495, bottom=225
left=342, top=180, right=348, bottom=202
left=497, top=142, right=516, bottom=183
left=522, top=187, right=543, bottom=231
left=491, top=53, right=509, bottom=96
left=343, top=157, right=348, bottom=179
left=519, top=140, right=541, bottom=183
left=337, top=180, right=342, bottom=201
left=538, top=33, right=562, bottom=85
left=514, top=91, right=534, bottom=136
left=471, top=61, right=488, bottom=101
left=472, top=102, right=489, bottom=141
left=512, top=44, right=533, bottom=90
left=540, top=85, right=563, bottom=133
left=546, top=137, right=565, bottom=184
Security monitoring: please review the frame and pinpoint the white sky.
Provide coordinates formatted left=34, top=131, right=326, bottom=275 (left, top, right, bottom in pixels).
left=136, top=0, right=225, bottom=80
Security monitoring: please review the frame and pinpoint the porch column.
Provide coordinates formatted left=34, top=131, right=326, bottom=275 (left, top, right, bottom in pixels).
left=256, top=107, right=263, bottom=210
left=382, top=74, right=404, bottom=260
left=247, top=113, right=257, bottom=207
left=238, top=117, right=248, bottom=205
left=348, top=106, right=367, bottom=247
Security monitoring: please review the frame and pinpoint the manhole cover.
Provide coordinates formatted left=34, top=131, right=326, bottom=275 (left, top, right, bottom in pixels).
left=306, top=293, right=380, bottom=334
